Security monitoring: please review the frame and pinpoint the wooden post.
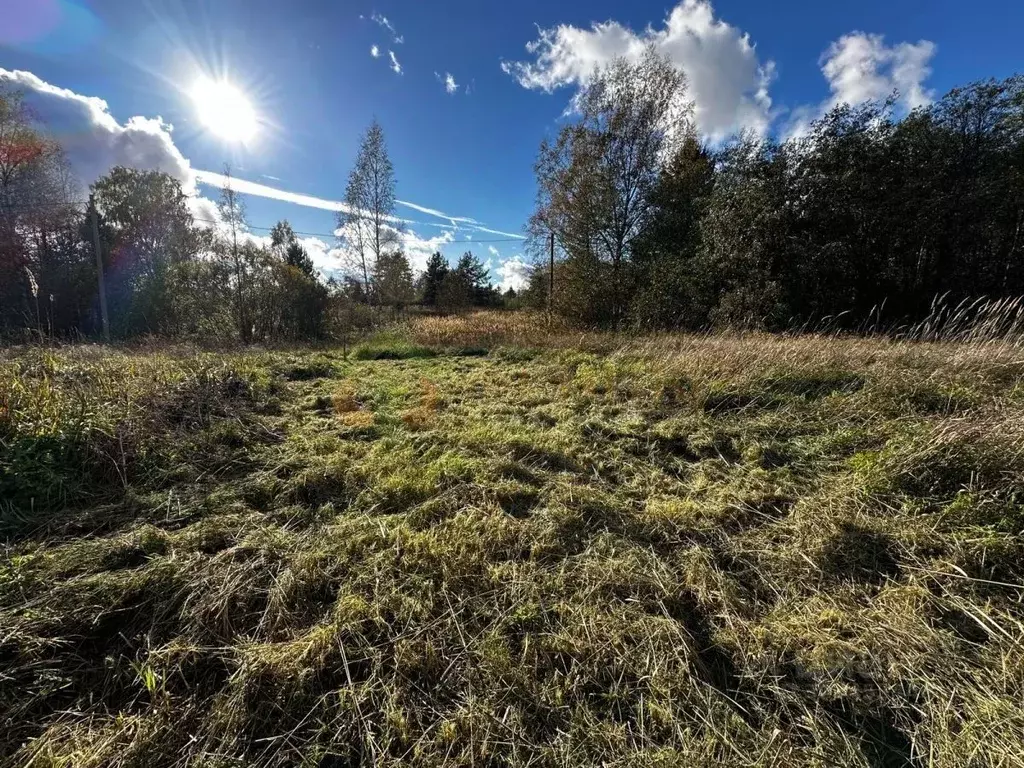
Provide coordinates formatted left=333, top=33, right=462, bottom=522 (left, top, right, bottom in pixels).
left=90, top=194, right=110, bottom=342
left=548, top=231, right=555, bottom=317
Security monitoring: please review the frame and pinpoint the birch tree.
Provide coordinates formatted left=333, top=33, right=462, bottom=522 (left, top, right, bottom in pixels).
left=339, top=119, right=398, bottom=303
left=218, top=164, right=250, bottom=341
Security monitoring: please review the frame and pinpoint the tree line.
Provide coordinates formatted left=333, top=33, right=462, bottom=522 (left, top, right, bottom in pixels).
left=521, top=49, right=1024, bottom=330
left=0, top=91, right=506, bottom=342
left=9, top=56, right=1020, bottom=341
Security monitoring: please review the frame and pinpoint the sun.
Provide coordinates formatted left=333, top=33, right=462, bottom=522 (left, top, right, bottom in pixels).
left=191, top=76, right=258, bottom=143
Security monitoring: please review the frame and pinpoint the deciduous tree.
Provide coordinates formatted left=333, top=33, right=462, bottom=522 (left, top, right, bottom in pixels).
left=339, top=119, right=398, bottom=302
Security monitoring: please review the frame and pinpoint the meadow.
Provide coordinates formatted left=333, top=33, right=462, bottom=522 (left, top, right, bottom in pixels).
left=2, top=313, right=1023, bottom=767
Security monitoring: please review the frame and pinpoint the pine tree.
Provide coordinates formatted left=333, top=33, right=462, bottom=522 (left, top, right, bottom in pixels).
left=271, top=220, right=315, bottom=277
left=421, top=251, right=449, bottom=306
left=454, top=251, right=495, bottom=306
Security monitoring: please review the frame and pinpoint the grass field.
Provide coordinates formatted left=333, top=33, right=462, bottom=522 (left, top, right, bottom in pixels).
left=3, top=314, right=1024, bottom=767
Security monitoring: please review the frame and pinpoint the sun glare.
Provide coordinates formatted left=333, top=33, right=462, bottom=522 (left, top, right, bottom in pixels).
left=191, top=76, right=258, bottom=143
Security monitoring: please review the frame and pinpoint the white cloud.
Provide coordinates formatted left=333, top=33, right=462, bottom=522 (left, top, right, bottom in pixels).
left=236, top=230, right=346, bottom=281
left=329, top=220, right=455, bottom=276
left=298, top=236, right=347, bottom=276
left=399, top=228, right=456, bottom=272
left=196, top=170, right=356, bottom=216
left=502, top=0, right=776, bottom=141
left=496, top=256, right=531, bottom=291
left=193, top=171, right=494, bottom=234
left=187, top=195, right=222, bottom=227
left=446, top=73, right=458, bottom=94
left=822, top=33, right=935, bottom=110
left=468, top=225, right=525, bottom=239
left=436, top=72, right=459, bottom=94
left=371, top=13, right=403, bottom=43
left=785, top=32, right=936, bottom=137
left=394, top=199, right=478, bottom=227
left=488, top=245, right=500, bottom=258
left=193, top=172, right=520, bottom=240
left=0, top=67, right=196, bottom=192
left=370, top=44, right=380, bottom=58
left=389, top=50, right=402, bottom=75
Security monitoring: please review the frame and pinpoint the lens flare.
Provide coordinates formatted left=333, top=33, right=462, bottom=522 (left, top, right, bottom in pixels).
left=1, top=0, right=60, bottom=45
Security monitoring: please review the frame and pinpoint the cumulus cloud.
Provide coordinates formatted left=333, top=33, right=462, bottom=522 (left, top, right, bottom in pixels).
left=388, top=50, right=402, bottom=75
left=332, top=221, right=455, bottom=275
left=370, top=44, right=380, bottom=58
left=822, top=33, right=935, bottom=110
left=785, top=32, right=937, bottom=137
left=0, top=67, right=196, bottom=192
left=398, top=228, right=456, bottom=272
left=187, top=195, right=222, bottom=227
left=501, top=0, right=775, bottom=140
left=496, top=256, right=531, bottom=292
left=297, top=236, right=346, bottom=276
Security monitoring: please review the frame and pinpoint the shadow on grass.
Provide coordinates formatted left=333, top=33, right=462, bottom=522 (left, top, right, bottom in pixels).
left=820, top=523, right=901, bottom=585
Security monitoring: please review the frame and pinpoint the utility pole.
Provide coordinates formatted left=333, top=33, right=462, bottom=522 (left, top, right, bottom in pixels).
left=548, top=230, right=555, bottom=317
left=89, top=194, right=110, bottom=342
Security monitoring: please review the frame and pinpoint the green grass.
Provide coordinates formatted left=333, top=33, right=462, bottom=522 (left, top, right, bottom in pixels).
left=349, top=332, right=437, bottom=361
left=2, top=327, right=1024, bottom=766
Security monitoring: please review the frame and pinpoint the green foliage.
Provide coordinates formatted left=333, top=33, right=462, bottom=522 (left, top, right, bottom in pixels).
left=271, top=219, right=316, bottom=278
left=455, top=251, right=499, bottom=307
left=0, top=86, right=84, bottom=336
left=532, top=48, right=688, bottom=327
left=93, top=167, right=210, bottom=335
left=436, top=269, right=471, bottom=314
left=533, top=73, right=1024, bottom=332
left=630, top=137, right=716, bottom=328
left=420, top=251, right=449, bottom=307
left=374, top=251, right=416, bottom=313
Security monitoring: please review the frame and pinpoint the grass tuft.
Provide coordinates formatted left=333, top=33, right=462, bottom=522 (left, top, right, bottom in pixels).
left=350, top=332, right=436, bottom=361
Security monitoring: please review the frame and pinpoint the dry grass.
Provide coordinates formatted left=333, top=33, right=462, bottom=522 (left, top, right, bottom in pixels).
left=332, top=382, right=361, bottom=414
left=2, top=324, right=1024, bottom=767
left=407, top=311, right=602, bottom=351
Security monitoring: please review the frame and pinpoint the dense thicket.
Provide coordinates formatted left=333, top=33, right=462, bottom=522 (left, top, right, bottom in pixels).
left=528, top=54, right=1024, bottom=330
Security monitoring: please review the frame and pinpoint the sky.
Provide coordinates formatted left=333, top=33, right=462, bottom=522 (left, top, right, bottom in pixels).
left=1, top=0, right=1021, bottom=289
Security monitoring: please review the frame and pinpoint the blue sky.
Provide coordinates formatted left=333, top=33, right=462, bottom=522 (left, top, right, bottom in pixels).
left=2, top=0, right=1021, bottom=287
